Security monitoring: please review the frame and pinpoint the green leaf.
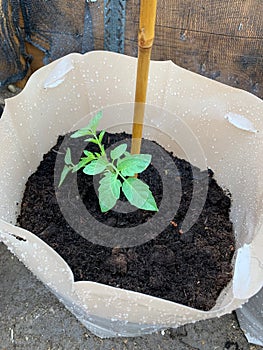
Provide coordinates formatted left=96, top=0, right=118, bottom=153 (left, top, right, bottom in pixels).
left=70, top=111, right=103, bottom=138
left=72, top=162, right=85, bottom=173
left=87, top=111, right=103, bottom=133
left=99, top=201, right=111, bottom=213
left=110, top=144, right=127, bottom=160
left=70, top=127, right=93, bottom=138
left=99, top=172, right=121, bottom=199
left=58, top=165, right=72, bottom=187
left=72, top=157, right=91, bottom=172
left=98, top=130, right=106, bottom=143
left=83, top=157, right=108, bottom=175
left=98, top=172, right=121, bottom=212
left=64, top=148, right=73, bottom=166
left=83, top=150, right=96, bottom=158
left=117, top=154, right=151, bottom=177
left=122, top=177, right=158, bottom=211
left=84, top=138, right=99, bottom=144
left=100, top=144, right=105, bottom=156
left=71, top=151, right=96, bottom=173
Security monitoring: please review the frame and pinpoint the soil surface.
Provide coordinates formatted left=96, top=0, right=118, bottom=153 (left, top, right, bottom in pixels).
left=17, top=132, right=235, bottom=311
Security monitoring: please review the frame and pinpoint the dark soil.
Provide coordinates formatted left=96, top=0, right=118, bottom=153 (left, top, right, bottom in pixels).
left=17, top=132, right=235, bottom=311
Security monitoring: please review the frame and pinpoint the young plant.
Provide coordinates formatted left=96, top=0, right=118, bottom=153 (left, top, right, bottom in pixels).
left=59, top=111, right=158, bottom=212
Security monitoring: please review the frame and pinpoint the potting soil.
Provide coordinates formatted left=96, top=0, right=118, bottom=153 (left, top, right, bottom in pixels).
left=17, top=132, right=235, bottom=311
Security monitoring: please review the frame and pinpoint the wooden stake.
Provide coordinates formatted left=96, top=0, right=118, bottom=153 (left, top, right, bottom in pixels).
left=131, top=0, right=157, bottom=154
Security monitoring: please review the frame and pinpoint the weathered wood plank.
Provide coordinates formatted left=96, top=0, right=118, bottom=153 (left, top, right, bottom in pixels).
left=4, top=0, right=262, bottom=98
left=125, top=0, right=263, bottom=98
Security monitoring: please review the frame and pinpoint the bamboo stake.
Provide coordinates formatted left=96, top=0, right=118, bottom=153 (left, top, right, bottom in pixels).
left=131, top=0, right=157, bottom=155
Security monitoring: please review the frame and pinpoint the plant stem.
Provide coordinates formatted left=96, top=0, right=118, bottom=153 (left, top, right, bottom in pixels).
left=109, top=162, right=127, bottom=183
left=93, top=132, right=105, bottom=156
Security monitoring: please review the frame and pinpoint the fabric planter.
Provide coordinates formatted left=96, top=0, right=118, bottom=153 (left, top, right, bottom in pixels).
left=0, top=52, right=262, bottom=338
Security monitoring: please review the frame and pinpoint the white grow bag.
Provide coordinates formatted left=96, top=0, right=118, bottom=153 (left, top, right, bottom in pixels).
left=0, top=52, right=262, bottom=338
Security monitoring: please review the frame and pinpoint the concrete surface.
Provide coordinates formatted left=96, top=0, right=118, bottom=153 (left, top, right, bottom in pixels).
left=0, top=86, right=262, bottom=349
left=0, top=242, right=262, bottom=350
